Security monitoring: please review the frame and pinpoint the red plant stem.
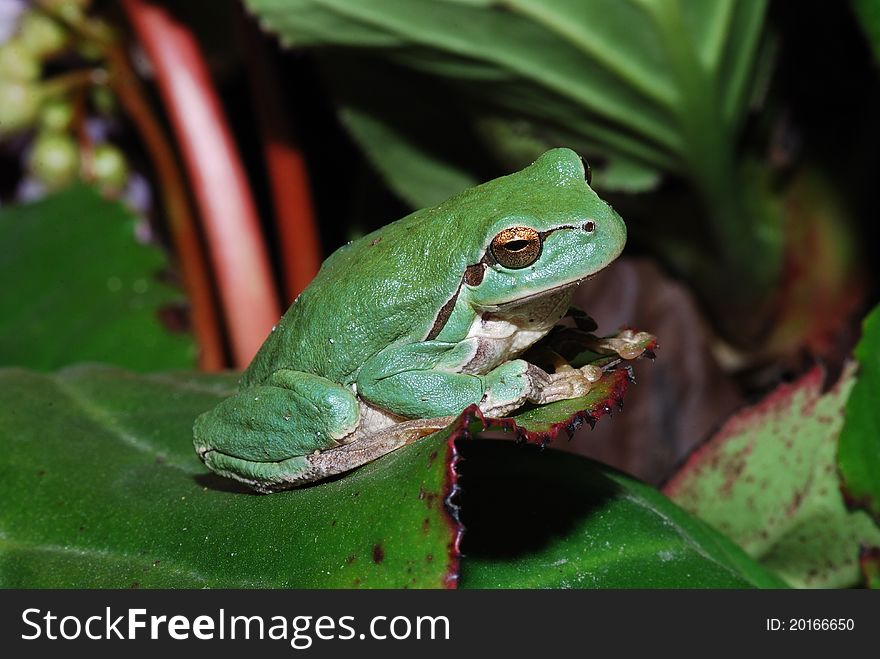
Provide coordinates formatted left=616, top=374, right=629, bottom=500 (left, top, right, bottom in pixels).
left=123, top=0, right=281, bottom=367
left=246, top=25, right=322, bottom=302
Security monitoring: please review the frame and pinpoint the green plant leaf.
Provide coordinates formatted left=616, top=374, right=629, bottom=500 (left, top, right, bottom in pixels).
left=248, top=0, right=767, bottom=194
left=341, top=103, right=480, bottom=208
left=852, top=0, right=880, bottom=63
left=0, top=366, right=458, bottom=588
left=322, top=56, right=488, bottom=208
left=665, top=364, right=880, bottom=588
left=0, top=361, right=780, bottom=588
left=250, top=0, right=789, bottom=335
left=456, top=441, right=786, bottom=589
left=838, top=303, right=880, bottom=521
left=0, top=185, right=196, bottom=371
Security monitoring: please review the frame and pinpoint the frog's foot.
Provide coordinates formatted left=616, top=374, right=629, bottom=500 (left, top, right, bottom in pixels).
left=543, top=326, right=656, bottom=361
left=193, top=369, right=362, bottom=492
left=478, top=359, right=601, bottom=416
left=478, top=361, right=553, bottom=417
left=512, top=344, right=603, bottom=404
left=532, top=363, right=603, bottom=404
left=589, top=329, right=657, bottom=360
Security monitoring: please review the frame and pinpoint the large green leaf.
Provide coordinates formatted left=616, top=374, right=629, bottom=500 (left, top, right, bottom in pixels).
left=321, top=56, right=487, bottom=209
left=0, top=185, right=196, bottom=371
left=456, top=441, right=786, bottom=588
left=0, top=366, right=457, bottom=588
left=665, top=364, right=880, bottom=588
left=838, top=303, right=880, bottom=521
left=247, top=0, right=768, bottom=201
left=0, top=363, right=781, bottom=588
left=249, top=0, right=786, bottom=339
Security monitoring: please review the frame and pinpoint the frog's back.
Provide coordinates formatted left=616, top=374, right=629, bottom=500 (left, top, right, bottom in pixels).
left=240, top=205, right=474, bottom=387
left=239, top=147, right=594, bottom=388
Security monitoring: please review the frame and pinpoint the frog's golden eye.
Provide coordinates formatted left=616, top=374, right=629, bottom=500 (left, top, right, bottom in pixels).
left=490, top=226, right=542, bottom=269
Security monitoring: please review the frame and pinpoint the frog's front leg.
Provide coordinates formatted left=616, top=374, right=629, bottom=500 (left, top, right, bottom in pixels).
left=526, top=344, right=604, bottom=400
left=193, top=369, right=362, bottom=491
left=357, top=340, right=569, bottom=418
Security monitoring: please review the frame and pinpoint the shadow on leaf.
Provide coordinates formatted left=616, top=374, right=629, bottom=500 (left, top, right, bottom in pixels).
left=457, top=439, right=614, bottom=559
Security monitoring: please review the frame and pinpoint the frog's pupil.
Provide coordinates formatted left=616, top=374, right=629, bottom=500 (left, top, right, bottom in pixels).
left=505, top=239, right=531, bottom=252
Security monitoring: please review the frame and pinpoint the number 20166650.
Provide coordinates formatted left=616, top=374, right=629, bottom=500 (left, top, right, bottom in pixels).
left=766, top=618, right=855, bottom=631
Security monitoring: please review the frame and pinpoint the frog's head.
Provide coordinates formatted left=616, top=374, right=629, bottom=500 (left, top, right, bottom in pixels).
left=453, top=148, right=626, bottom=310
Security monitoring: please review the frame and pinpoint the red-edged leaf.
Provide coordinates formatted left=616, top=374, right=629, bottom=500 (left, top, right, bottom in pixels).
left=665, top=364, right=880, bottom=588
left=470, top=369, right=629, bottom=444
left=0, top=366, right=458, bottom=588
left=0, top=348, right=786, bottom=588
left=438, top=362, right=783, bottom=588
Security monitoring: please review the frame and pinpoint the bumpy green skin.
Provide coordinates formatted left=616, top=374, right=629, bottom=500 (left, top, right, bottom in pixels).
left=194, top=148, right=627, bottom=491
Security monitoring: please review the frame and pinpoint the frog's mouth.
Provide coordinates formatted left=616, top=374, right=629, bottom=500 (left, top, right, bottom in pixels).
left=476, top=275, right=591, bottom=313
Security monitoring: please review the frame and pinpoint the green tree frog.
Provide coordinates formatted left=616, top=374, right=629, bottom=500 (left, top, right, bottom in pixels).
left=194, top=148, right=627, bottom=492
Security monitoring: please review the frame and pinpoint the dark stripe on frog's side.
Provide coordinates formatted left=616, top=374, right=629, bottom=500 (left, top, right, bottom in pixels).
left=425, top=288, right=460, bottom=341
left=425, top=263, right=485, bottom=341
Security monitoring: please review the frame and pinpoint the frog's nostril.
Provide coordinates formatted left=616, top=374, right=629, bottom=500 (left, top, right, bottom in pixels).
left=583, top=221, right=595, bottom=233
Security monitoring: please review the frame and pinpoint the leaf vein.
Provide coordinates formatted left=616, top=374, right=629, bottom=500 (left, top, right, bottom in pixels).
left=52, top=376, right=194, bottom=472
